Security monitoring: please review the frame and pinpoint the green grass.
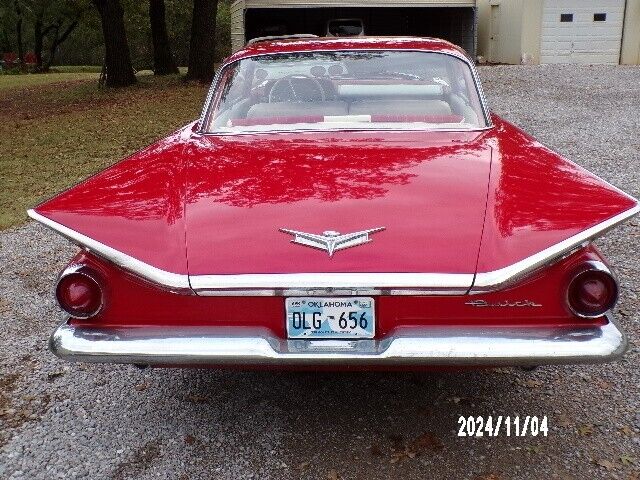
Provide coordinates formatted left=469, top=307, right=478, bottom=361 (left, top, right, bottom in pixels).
left=0, top=73, right=209, bottom=229
left=0, top=72, right=100, bottom=90
left=51, top=65, right=103, bottom=73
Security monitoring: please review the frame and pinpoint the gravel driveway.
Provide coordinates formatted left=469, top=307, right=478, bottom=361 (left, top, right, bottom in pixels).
left=1, top=65, right=639, bottom=480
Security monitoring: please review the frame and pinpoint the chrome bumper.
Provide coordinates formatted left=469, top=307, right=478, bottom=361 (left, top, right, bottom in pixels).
left=49, top=315, right=627, bottom=367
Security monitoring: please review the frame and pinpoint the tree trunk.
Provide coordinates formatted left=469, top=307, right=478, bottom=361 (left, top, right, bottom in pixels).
left=186, top=0, right=218, bottom=83
left=93, top=0, right=136, bottom=87
left=43, top=20, right=79, bottom=72
left=14, top=0, right=24, bottom=67
left=34, top=16, right=44, bottom=70
left=149, top=0, right=179, bottom=75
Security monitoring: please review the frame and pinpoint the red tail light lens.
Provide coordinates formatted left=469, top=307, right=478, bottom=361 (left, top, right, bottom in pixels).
left=56, top=267, right=103, bottom=319
left=567, top=264, right=618, bottom=319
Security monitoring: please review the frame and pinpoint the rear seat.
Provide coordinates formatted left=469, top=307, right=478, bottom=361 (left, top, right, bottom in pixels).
left=349, top=99, right=452, bottom=116
left=246, top=101, right=348, bottom=119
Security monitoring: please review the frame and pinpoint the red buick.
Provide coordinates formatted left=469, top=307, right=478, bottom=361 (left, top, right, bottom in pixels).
left=30, top=37, right=639, bottom=369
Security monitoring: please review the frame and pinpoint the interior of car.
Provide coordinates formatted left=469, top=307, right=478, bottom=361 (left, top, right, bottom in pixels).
left=208, top=52, right=484, bottom=131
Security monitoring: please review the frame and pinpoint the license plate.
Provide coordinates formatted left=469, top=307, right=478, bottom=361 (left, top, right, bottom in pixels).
left=286, top=297, right=375, bottom=339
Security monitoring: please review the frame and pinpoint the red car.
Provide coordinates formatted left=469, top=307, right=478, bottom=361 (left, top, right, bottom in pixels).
left=30, top=37, right=638, bottom=369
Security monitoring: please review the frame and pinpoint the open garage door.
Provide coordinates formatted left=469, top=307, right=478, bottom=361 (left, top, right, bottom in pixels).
left=540, top=0, right=625, bottom=64
left=242, top=6, right=477, bottom=57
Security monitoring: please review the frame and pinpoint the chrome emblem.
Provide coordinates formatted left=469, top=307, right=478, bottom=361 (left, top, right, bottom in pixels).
left=465, top=300, right=542, bottom=308
left=279, top=227, right=385, bottom=257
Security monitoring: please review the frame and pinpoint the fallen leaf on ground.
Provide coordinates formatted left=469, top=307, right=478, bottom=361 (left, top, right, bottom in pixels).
left=620, top=455, right=636, bottom=466
left=578, top=424, right=594, bottom=436
left=411, top=433, right=444, bottom=452
left=556, top=414, right=572, bottom=427
left=134, top=383, right=149, bottom=392
left=474, top=474, right=502, bottom=480
left=47, top=371, right=64, bottom=381
left=594, top=459, right=616, bottom=471
left=369, top=444, right=383, bottom=456
left=619, top=426, right=634, bottom=436
left=297, top=461, right=311, bottom=471
left=185, top=394, right=208, bottom=404
left=184, top=434, right=196, bottom=445
left=595, top=379, right=613, bottom=389
left=327, top=469, right=340, bottom=480
left=525, top=379, right=543, bottom=388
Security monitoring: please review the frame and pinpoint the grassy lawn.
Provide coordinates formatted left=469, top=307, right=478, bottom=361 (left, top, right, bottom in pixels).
left=0, top=72, right=100, bottom=91
left=0, top=72, right=208, bottom=229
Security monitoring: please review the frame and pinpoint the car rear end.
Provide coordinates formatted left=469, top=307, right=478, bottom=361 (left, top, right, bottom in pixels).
left=48, top=241, right=627, bottom=369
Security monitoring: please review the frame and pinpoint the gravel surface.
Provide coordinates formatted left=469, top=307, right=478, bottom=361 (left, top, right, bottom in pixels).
left=1, top=65, right=639, bottom=480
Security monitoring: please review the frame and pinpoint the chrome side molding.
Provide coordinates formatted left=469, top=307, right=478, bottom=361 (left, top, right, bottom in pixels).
left=29, top=204, right=639, bottom=296
left=471, top=204, right=639, bottom=293
left=27, top=209, right=190, bottom=291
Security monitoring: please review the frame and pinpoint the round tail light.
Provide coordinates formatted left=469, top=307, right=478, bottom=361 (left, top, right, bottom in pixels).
left=55, top=266, right=103, bottom=319
left=567, top=262, right=618, bottom=319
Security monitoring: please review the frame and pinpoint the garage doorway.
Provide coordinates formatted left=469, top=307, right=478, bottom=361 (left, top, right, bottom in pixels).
left=540, top=0, right=626, bottom=64
left=244, top=7, right=477, bottom=57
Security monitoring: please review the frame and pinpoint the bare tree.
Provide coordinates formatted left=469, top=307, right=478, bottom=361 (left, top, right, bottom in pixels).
left=186, top=0, right=218, bottom=82
left=149, top=0, right=178, bottom=75
left=93, top=0, right=136, bottom=87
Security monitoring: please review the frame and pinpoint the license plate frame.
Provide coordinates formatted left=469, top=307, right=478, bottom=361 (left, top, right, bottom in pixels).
left=285, top=297, right=376, bottom=339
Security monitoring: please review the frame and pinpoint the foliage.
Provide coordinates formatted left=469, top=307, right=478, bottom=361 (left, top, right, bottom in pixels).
left=0, top=0, right=232, bottom=69
left=0, top=72, right=208, bottom=229
left=0, top=0, right=88, bottom=70
left=0, top=0, right=231, bottom=69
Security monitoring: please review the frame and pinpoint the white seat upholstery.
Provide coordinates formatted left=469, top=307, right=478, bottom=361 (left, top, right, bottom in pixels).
left=246, top=101, right=349, bottom=119
left=349, top=99, right=452, bottom=116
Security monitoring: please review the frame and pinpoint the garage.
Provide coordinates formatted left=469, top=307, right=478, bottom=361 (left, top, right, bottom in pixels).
left=231, top=0, right=478, bottom=57
left=540, top=0, right=626, bottom=64
left=477, top=0, right=638, bottom=65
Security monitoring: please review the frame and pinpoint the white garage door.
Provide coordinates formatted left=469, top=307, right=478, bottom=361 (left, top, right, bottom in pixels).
left=541, top=0, right=625, bottom=64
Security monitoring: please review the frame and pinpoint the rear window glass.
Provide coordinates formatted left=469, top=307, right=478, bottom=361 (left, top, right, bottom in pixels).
left=205, top=50, right=488, bottom=134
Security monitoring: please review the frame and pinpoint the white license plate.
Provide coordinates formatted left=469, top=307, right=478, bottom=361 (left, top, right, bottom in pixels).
left=286, top=297, right=375, bottom=339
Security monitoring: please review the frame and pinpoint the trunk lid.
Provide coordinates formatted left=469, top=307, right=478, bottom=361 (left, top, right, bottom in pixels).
left=184, top=131, right=492, bottom=287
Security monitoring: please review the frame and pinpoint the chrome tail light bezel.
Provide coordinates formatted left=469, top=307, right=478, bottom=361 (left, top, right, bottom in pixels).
left=55, top=264, right=104, bottom=320
left=566, top=260, right=619, bottom=319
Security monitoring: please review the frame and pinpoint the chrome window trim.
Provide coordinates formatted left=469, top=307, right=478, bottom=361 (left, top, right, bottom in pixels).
left=198, top=48, right=493, bottom=135
left=29, top=204, right=639, bottom=296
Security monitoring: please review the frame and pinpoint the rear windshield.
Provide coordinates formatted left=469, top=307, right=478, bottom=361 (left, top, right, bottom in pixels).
left=205, top=50, right=488, bottom=134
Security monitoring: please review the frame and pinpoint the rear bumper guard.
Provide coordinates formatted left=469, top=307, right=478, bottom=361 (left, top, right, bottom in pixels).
left=49, top=315, right=627, bottom=367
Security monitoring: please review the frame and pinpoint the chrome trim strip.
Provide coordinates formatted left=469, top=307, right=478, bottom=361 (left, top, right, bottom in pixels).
left=198, top=48, right=493, bottom=134
left=471, top=205, right=640, bottom=293
left=27, top=210, right=191, bottom=291
left=191, top=273, right=473, bottom=296
left=29, top=205, right=639, bottom=296
left=49, top=314, right=627, bottom=366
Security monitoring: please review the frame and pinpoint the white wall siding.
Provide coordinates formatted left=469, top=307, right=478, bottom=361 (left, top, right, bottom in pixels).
left=231, top=1, right=246, bottom=53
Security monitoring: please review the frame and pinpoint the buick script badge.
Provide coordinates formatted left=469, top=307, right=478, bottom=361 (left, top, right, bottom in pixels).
left=279, top=227, right=385, bottom=257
